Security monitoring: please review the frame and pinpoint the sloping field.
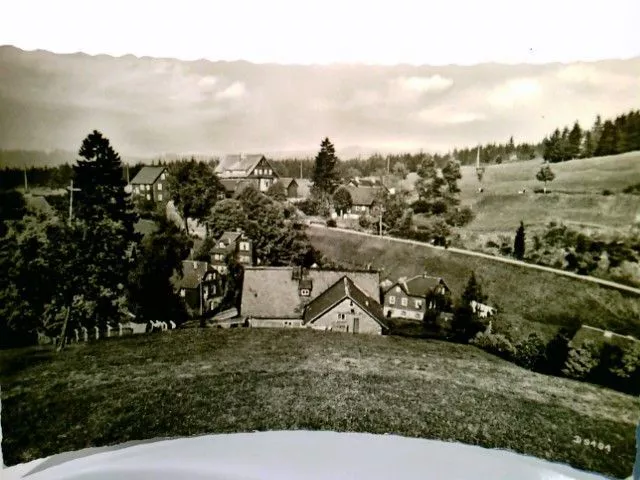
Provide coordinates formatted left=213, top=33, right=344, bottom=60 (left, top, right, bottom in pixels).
left=307, top=227, right=640, bottom=337
left=460, top=151, right=640, bottom=197
left=1, top=329, right=638, bottom=478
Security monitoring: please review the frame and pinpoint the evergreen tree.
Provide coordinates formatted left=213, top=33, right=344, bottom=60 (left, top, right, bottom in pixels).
left=594, top=120, right=619, bottom=156
left=543, top=129, right=562, bottom=162
left=72, top=130, right=138, bottom=239
left=451, top=271, right=487, bottom=342
left=582, top=131, right=596, bottom=159
left=592, top=114, right=604, bottom=146
left=311, top=138, right=340, bottom=195
left=560, top=127, right=571, bottom=161
left=514, top=221, right=526, bottom=260
left=567, top=121, right=583, bottom=159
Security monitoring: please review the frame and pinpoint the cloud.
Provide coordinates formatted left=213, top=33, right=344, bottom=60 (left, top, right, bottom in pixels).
left=395, top=75, right=454, bottom=93
left=418, top=105, right=486, bottom=125
left=555, top=64, right=638, bottom=89
left=197, top=75, right=219, bottom=88
left=215, top=81, right=247, bottom=100
left=487, top=78, right=542, bottom=108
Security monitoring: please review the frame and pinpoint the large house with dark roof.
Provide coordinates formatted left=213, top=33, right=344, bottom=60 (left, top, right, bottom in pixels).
left=210, top=230, right=254, bottom=273
left=240, top=266, right=387, bottom=334
left=172, top=260, right=222, bottom=315
left=382, top=274, right=452, bottom=320
left=130, top=166, right=168, bottom=203
left=215, top=154, right=279, bottom=194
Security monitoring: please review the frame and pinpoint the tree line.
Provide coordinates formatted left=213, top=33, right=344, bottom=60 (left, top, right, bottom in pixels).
left=542, top=110, right=640, bottom=162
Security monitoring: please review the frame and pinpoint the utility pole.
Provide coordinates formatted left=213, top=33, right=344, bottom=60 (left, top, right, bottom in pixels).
left=23, top=165, right=28, bottom=192
left=300, top=159, right=303, bottom=180
left=67, top=180, right=81, bottom=225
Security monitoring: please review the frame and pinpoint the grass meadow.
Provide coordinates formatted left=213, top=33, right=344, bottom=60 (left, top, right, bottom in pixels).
left=307, top=227, right=640, bottom=339
left=1, top=328, right=638, bottom=478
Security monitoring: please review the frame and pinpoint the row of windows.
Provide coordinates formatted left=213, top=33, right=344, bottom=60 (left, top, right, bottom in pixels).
left=239, top=241, right=250, bottom=251
left=135, top=183, right=163, bottom=192
left=387, top=296, right=422, bottom=309
left=254, top=168, right=273, bottom=176
left=142, top=193, right=163, bottom=201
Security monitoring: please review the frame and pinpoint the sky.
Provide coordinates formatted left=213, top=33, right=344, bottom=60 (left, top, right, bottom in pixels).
left=1, top=1, right=639, bottom=157
left=2, top=0, right=639, bottom=65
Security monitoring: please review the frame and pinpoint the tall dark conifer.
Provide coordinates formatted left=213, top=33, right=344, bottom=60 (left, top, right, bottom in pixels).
left=73, top=130, right=137, bottom=239
left=311, top=137, right=340, bottom=195
left=514, top=221, right=526, bottom=260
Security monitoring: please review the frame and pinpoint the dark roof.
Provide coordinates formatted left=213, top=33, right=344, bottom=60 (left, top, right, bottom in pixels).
left=278, top=177, right=297, bottom=188
left=130, top=166, right=166, bottom=185
left=216, top=154, right=265, bottom=175
left=134, top=219, right=159, bottom=237
left=220, top=178, right=255, bottom=195
left=385, top=274, right=449, bottom=297
left=241, top=267, right=380, bottom=320
left=346, top=186, right=382, bottom=206
left=570, top=325, right=639, bottom=349
left=172, top=260, right=215, bottom=290
left=303, top=276, right=387, bottom=329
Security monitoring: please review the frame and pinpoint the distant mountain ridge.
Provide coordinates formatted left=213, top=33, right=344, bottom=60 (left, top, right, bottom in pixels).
left=1, top=45, right=639, bottom=163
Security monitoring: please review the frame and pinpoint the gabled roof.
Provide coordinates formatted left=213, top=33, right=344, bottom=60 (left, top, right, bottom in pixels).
left=215, top=154, right=266, bottom=175
left=278, top=177, right=298, bottom=188
left=172, top=261, right=216, bottom=290
left=345, top=186, right=383, bottom=206
left=130, top=166, right=166, bottom=185
left=303, top=276, right=388, bottom=329
left=241, top=267, right=380, bottom=320
left=385, top=274, right=449, bottom=297
left=212, top=231, right=243, bottom=254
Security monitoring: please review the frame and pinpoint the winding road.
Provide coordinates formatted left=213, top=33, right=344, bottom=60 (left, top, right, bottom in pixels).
left=308, top=224, right=640, bottom=296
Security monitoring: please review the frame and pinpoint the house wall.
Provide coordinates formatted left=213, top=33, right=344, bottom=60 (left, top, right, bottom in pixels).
left=309, top=298, right=383, bottom=335
left=248, top=318, right=304, bottom=328
left=383, top=286, right=426, bottom=320
left=132, top=171, right=168, bottom=203
left=287, top=184, right=298, bottom=198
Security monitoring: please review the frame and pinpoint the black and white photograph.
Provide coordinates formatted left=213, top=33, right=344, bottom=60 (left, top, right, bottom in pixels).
left=1, top=1, right=639, bottom=479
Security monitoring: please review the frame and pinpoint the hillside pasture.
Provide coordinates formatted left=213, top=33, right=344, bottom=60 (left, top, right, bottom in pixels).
left=1, top=329, right=638, bottom=478
left=307, top=227, right=640, bottom=338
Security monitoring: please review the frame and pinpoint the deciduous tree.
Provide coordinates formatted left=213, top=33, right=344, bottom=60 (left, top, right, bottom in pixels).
left=536, top=164, right=555, bottom=193
left=332, top=186, right=353, bottom=216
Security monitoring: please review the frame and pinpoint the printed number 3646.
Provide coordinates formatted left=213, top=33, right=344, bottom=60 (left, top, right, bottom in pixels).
left=573, top=436, right=611, bottom=452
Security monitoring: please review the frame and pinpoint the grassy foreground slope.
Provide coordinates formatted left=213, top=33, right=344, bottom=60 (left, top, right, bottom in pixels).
left=307, top=227, right=640, bottom=337
left=1, top=329, right=638, bottom=478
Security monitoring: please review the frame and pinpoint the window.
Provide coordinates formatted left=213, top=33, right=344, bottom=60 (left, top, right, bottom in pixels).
left=300, top=288, right=310, bottom=297
left=337, top=313, right=346, bottom=320
left=219, top=242, right=225, bottom=248
left=146, top=194, right=150, bottom=200
left=388, top=295, right=396, bottom=305
left=401, top=298, right=408, bottom=307
left=240, top=256, right=250, bottom=263
left=134, top=186, right=139, bottom=193
left=240, top=242, right=249, bottom=251
left=180, top=289, right=185, bottom=297
left=158, top=194, right=163, bottom=201
left=268, top=169, right=272, bottom=176
left=161, top=173, right=166, bottom=180
left=395, top=286, right=401, bottom=292
left=157, top=183, right=162, bottom=191
left=415, top=300, right=422, bottom=309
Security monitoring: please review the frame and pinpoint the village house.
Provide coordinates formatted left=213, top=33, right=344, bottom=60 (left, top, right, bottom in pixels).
left=172, top=260, right=222, bottom=315
left=130, top=166, right=169, bottom=203
left=210, top=230, right=254, bottom=273
left=336, top=185, right=385, bottom=219
left=382, top=274, right=452, bottom=320
left=215, top=154, right=279, bottom=194
left=240, top=266, right=387, bottom=334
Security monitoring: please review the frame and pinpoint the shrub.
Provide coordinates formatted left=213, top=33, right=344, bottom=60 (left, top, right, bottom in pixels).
left=602, top=189, right=613, bottom=196
left=430, top=199, right=449, bottom=215
left=326, top=219, right=337, bottom=228
left=410, top=199, right=430, bottom=214
left=445, top=206, right=475, bottom=227
left=514, top=333, right=547, bottom=370
left=562, top=341, right=599, bottom=380
left=541, top=328, right=574, bottom=375
left=471, top=332, right=517, bottom=360
left=358, top=215, right=372, bottom=229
